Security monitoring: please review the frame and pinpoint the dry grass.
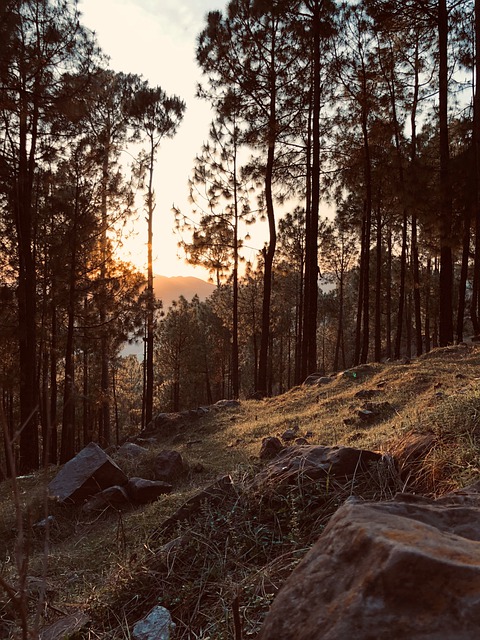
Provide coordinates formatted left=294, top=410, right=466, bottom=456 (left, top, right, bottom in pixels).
left=2, top=344, right=480, bottom=637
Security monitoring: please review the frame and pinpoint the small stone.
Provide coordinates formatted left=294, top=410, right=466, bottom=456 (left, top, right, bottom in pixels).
left=132, top=605, right=175, bottom=640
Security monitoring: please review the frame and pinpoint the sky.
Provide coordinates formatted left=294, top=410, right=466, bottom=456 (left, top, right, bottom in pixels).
left=78, top=0, right=230, bottom=279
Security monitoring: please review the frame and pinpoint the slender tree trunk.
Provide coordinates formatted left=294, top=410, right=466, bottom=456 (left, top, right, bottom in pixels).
left=48, top=283, right=58, bottom=464
left=411, top=35, right=422, bottom=356
left=472, top=0, right=480, bottom=336
left=301, top=84, right=313, bottom=382
left=257, top=141, right=276, bottom=395
left=145, top=139, right=155, bottom=426
left=438, top=0, right=454, bottom=345
left=375, top=203, right=382, bottom=361
left=386, top=228, right=392, bottom=359
left=354, top=218, right=366, bottom=366
left=99, top=142, right=110, bottom=447
left=232, top=137, right=240, bottom=398
left=60, top=181, right=80, bottom=463
left=305, top=1, right=321, bottom=376
left=395, top=211, right=408, bottom=359
left=334, top=270, right=344, bottom=372
left=425, top=257, right=432, bottom=352
left=456, top=207, right=471, bottom=342
left=360, top=64, right=372, bottom=365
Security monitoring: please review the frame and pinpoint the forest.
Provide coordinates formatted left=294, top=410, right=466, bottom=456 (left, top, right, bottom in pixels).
left=0, top=0, right=478, bottom=474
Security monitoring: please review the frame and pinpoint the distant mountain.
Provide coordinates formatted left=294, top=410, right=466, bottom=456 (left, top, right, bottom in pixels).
left=153, top=275, right=215, bottom=307
left=122, top=275, right=215, bottom=358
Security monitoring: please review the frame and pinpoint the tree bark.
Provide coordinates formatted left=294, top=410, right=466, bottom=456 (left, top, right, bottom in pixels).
left=438, top=0, right=454, bottom=345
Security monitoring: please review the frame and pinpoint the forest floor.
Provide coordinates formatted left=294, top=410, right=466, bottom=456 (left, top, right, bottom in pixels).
left=2, top=343, right=480, bottom=638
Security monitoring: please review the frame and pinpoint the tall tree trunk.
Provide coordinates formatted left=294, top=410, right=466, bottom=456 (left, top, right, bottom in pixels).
left=472, top=0, right=480, bottom=336
left=257, top=139, right=276, bottom=395
left=99, top=143, right=110, bottom=447
left=411, top=34, right=423, bottom=356
left=395, top=211, right=408, bottom=359
left=304, top=1, right=321, bottom=376
left=374, top=203, right=382, bottom=361
left=386, top=228, right=392, bottom=359
left=438, top=0, right=454, bottom=345
left=231, top=135, right=240, bottom=398
left=60, top=182, right=80, bottom=463
left=16, top=86, right=39, bottom=473
left=354, top=218, right=366, bottom=366
left=425, top=257, right=432, bottom=352
left=145, top=140, right=155, bottom=426
left=360, top=62, right=372, bottom=365
left=301, top=84, right=313, bottom=382
left=456, top=207, right=471, bottom=342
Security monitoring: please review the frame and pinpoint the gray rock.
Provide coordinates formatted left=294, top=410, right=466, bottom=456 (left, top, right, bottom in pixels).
left=127, top=477, right=173, bottom=504
left=254, top=445, right=382, bottom=490
left=48, top=442, right=127, bottom=503
left=117, top=442, right=149, bottom=458
left=214, top=399, right=240, bottom=408
left=259, top=436, right=284, bottom=460
left=132, top=606, right=175, bottom=640
left=259, top=490, right=480, bottom=639
left=281, top=428, right=298, bottom=442
left=154, top=450, right=185, bottom=482
left=82, top=485, right=130, bottom=512
left=40, top=611, right=90, bottom=639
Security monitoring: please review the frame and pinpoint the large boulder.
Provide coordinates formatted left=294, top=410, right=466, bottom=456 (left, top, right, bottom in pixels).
left=259, top=489, right=480, bottom=640
left=254, top=444, right=382, bottom=490
left=48, top=442, right=127, bottom=503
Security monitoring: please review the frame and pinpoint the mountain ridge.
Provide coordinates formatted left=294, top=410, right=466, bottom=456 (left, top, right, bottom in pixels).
left=153, top=274, right=215, bottom=306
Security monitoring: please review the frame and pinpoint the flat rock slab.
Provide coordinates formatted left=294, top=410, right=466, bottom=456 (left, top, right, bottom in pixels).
left=126, top=477, right=173, bottom=503
left=48, top=442, right=127, bottom=503
left=259, top=490, right=480, bottom=640
left=254, top=445, right=382, bottom=489
left=40, top=611, right=90, bottom=639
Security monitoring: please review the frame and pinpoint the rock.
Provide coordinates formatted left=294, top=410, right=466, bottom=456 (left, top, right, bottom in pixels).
left=259, top=436, right=284, bottom=460
left=354, top=388, right=380, bottom=399
left=259, top=490, right=480, bottom=640
left=159, top=475, right=235, bottom=535
left=132, top=605, right=175, bottom=640
left=214, top=399, right=240, bottom=408
left=82, top=485, right=130, bottom=512
left=117, top=442, right=149, bottom=458
left=281, top=427, right=298, bottom=442
left=357, top=408, right=375, bottom=422
left=154, top=450, right=185, bottom=482
left=126, top=478, right=173, bottom=504
left=294, top=437, right=309, bottom=445
left=40, top=611, right=90, bottom=640
left=342, top=364, right=375, bottom=381
left=48, top=442, right=128, bottom=503
left=33, top=515, right=56, bottom=530
left=303, top=373, right=332, bottom=386
left=253, top=445, right=382, bottom=490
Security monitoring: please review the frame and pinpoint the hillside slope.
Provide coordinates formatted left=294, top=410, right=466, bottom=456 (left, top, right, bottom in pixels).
left=1, top=344, right=480, bottom=638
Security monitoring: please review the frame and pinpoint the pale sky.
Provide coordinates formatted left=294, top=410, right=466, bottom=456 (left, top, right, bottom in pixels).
left=78, top=0, right=229, bottom=279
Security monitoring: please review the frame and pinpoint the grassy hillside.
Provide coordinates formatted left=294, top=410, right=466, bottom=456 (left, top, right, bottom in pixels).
left=2, top=344, right=480, bottom=638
